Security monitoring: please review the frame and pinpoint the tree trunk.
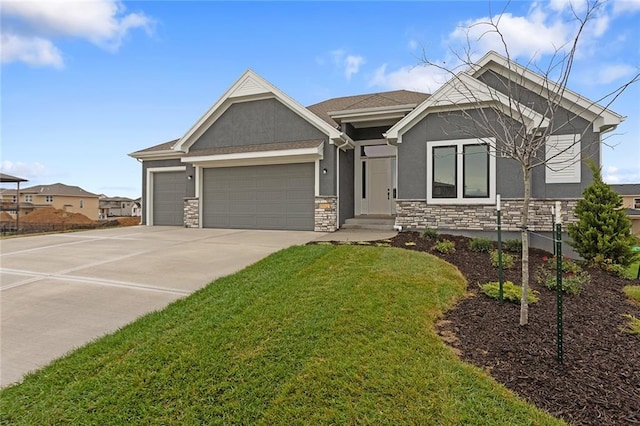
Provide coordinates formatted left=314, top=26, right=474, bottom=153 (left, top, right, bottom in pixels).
left=520, top=165, right=531, bottom=326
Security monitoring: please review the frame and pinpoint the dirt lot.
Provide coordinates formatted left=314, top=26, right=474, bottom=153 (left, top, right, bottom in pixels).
left=1, top=208, right=141, bottom=234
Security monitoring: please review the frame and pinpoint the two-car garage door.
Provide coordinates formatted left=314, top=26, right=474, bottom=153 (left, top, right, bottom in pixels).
left=201, top=163, right=315, bottom=231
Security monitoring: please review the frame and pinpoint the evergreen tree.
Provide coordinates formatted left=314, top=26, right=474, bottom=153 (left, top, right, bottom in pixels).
left=568, top=162, right=638, bottom=266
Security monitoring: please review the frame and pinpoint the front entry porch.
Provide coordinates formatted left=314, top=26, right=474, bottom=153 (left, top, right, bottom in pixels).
left=354, top=143, right=397, bottom=217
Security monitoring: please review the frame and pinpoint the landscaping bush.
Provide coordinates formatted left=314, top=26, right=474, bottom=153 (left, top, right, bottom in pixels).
left=505, top=238, right=522, bottom=253
left=434, top=239, right=455, bottom=254
left=480, top=281, right=539, bottom=304
left=592, top=254, right=633, bottom=278
left=490, top=249, right=515, bottom=269
left=535, top=256, right=590, bottom=295
left=469, top=237, right=493, bottom=253
left=568, top=162, right=638, bottom=267
left=623, top=285, right=640, bottom=304
left=620, top=314, right=640, bottom=338
left=421, top=227, right=438, bottom=241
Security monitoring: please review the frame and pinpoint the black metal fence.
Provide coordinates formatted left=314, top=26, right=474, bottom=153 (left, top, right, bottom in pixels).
left=1, top=220, right=121, bottom=236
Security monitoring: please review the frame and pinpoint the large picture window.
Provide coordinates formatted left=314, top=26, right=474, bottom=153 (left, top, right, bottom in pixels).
left=427, top=138, right=496, bottom=204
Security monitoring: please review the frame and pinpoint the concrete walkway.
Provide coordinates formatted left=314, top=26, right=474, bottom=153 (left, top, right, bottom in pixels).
left=0, top=226, right=323, bottom=387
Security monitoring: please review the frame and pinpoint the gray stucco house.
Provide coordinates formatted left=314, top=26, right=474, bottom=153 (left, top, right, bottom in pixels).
left=129, top=51, right=623, bottom=243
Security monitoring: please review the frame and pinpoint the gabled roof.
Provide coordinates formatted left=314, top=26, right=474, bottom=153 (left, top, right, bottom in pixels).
left=173, top=70, right=342, bottom=153
left=20, top=183, right=99, bottom=197
left=471, top=51, right=624, bottom=132
left=308, top=90, right=430, bottom=127
left=386, top=71, right=549, bottom=142
left=386, top=50, right=623, bottom=142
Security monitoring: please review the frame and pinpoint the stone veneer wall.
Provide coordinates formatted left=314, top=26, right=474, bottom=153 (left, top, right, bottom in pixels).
left=395, top=199, right=579, bottom=232
left=184, top=197, right=199, bottom=228
left=315, top=196, right=337, bottom=232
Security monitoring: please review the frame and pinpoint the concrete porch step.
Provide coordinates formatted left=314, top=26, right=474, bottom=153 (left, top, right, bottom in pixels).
left=341, top=216, right=396, bottom=231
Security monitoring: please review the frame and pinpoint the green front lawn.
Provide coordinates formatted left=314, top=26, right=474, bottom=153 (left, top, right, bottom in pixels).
left=0, top=245, right=562, bottom=425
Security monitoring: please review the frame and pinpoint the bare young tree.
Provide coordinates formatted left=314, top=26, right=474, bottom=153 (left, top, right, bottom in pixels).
left=419, top=0, right=639, bottom=325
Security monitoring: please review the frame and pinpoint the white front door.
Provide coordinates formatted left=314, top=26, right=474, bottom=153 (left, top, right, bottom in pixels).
left=367, top=157, right=393, bottom=215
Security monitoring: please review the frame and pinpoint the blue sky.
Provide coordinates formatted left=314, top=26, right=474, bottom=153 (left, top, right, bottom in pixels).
left=1, top=0, right=639, bottom=199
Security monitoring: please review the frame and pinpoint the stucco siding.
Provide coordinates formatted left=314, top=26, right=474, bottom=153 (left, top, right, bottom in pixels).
left=190, top=98, right=326, bottom=151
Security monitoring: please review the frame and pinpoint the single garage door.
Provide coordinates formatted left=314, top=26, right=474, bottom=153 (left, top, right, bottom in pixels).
left=153, top=171, right=186, bottom=226
left=202, top=163, right=314, bottom=230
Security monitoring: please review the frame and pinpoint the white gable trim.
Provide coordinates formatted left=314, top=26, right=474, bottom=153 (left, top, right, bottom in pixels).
left=386, top=72, right=549, bottom=142
left=173, top=70, right=342, bottom=152
left=471, top=51, right=624, bottom=132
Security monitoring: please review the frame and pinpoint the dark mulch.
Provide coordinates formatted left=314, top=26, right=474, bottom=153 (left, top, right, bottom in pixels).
left=315, top=232, right=640, bottom=425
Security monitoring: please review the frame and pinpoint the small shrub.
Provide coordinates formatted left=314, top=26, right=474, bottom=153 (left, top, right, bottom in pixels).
left=505, top=238, right=522, bottom=253
left=623, top=285, right=640, bottom=304
left=421, top=227, right=438, bottom=240
left=620, top=314, right=640, bottom=338
left=470, top=237, right=493, bottom=253
left=480, top=281, right=539, bottom=304
left=593, top=254, right=633, bottom=278
left=490, top=250, right=515, bottom=269
left=536, top=256, right=590, bottom=295
left=434, top=239, right=455, bottom=254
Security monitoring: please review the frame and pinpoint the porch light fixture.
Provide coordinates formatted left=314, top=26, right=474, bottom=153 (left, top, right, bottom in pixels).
left=187, top=175, right=193, bottom=180
left=322, top=168, right=327, bottom=174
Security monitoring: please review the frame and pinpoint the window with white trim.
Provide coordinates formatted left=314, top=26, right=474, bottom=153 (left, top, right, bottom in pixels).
left=45, top=195, right=53, bottom=203
left=634, top=198, right=640, bottom=209
left=545, top=134, right=581, bottom=184
left=25, top=195, right=32, bottom=202
left=80, top=199, right=84, bottom=208
left=427, top=138, right=496, bottom=204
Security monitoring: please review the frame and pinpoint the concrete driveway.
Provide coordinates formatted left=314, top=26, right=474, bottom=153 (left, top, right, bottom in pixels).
left=0, top=226, right=322, bottom=387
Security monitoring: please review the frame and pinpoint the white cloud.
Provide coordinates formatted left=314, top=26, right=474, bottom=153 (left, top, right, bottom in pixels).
left=344, top=55, right=365, bottom=80
left=613, top=0, right=640, bottom=14
left=0, top=33, right=63, bottom=68
left=448, top=11, right=573, bottom=61
left=370, top=63, right=449, bottom=93
left=1, top=0, right=152, bottom=67
left=1, top=161, right=49, bottom=180
left=595, top=63, right=638, bottom=84
left=603, top=165, right=640, bottom=184
left=326, top=49, right=366, bottom=80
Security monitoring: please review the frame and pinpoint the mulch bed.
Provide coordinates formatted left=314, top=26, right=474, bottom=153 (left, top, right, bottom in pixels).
left=316, top=232, right=640, bottom=425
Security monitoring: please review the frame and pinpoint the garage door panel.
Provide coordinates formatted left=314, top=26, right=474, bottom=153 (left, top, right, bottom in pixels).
left=153, top=171, right=186, bottom=226
left=202, top=164, right=314, bottom=231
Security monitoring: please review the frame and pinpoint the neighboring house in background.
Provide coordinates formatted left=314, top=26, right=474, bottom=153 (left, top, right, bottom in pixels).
left=611, top=184, right=640, bottom=235
left=129, top=51, right=623, bottom=250
left=6, top=183, right=100, bottom=220
left=99, top=196, right=141, bottom=218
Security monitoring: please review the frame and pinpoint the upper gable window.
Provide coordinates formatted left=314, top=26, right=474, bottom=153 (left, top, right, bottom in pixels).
left=45, top=195, right=53, bottom=203
left=25, top=195, right=33, bottom=203
left=545, top=134, right=581, bottom=184
left=427, top=138, right=496, bottom=204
